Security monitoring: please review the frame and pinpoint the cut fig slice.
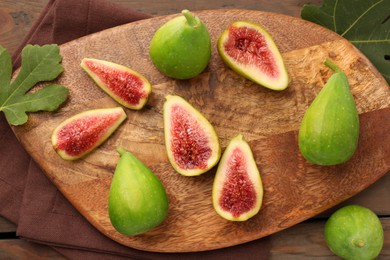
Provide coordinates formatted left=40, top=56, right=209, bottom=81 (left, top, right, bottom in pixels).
left=212, top=134, right=263, bottom=221
left=51, top=107, right=127, bottom=160
left=217, top=21, right=289, bottom=91
left=81, top=58, right=152, bottom=110
left=163, top=95, right=221, bottom=176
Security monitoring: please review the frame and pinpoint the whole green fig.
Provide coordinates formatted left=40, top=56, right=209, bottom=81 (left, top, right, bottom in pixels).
left=298, top=59, right=359, bottom=166
left=149, top=9, right=211, bottom=79
left=108, top=147, right=169, bottom=236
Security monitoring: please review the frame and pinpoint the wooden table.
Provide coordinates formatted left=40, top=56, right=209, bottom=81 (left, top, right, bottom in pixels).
left=0, top=0, right=389, bottom=258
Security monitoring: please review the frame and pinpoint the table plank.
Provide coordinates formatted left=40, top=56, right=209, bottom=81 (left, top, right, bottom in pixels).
left=318, top=173, right=390, bottom=217
left=0, top=216, right=66, bottom=259
left=0, top=0, right=49, bottom=53
left=0, top=239, right=66, bottom=260
left=1, top=216, right=389, bottom=259
left=0, top=216, right=16, bottom=233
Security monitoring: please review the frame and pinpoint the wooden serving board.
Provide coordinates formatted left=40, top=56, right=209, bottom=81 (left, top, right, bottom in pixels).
left=12, top=10, right=390, bottom=252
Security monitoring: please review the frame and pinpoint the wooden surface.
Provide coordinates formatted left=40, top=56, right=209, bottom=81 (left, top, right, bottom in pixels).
left=1, top=0, right=390, bottom=258
left=10, top=8, right=390, bottom=253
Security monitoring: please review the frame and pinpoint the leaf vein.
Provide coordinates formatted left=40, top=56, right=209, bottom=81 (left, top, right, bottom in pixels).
left=333, top=0, right=339, bottom=32
left=3, top=46, right=60, bottom=106
left=341, top=0, right=384, bottom=37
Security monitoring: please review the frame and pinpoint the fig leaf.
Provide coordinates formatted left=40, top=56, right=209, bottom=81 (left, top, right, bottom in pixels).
left=0, top=44, right=68, bottom=126
left=301, top=0, right=390, bottom=84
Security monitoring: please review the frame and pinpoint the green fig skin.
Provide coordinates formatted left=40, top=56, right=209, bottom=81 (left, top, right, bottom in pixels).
left=149, top=10, right=211, bottom=80
left=108, top=147, right=169, bottom=236
left=298, top=59, right=359, bottom=166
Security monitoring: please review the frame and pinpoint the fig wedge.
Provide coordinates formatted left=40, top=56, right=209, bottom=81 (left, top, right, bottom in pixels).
left=51, top=107, right=127, bottom=160
left=212, top=134, right=263, bottom=221
left=163, top=95, right=221, bottom=176
left=218, top=21, right=289, bottom=91
left=81, top=58, right=151, bottom=110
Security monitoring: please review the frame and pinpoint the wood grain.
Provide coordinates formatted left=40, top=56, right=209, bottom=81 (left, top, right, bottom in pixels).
left=11, top=10, right=390, bottom=252
left=0, top=0, right=49, bottom=53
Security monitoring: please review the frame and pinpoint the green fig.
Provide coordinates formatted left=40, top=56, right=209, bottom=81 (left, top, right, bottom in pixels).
left=149, top=9, right=211, bottom=79
left=298, top=59, right=359, bottom=166
left=324, top=205, right=384, bottom=260
left=108, top=147, right=169, bottom=236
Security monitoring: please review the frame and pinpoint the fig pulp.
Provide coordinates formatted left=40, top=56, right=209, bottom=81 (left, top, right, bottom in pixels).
left=298, top=59, right=359, bottom=165
left=108, top=147, right=169, bottom=236
left=217, top=21, right=289, bottom=91
left=51, top=107, right=127, bottom=160
left=163, top=95, right=221, bottom=176
left=212, top=134, right=263, bottom=221
left=81, top=58, right=151, bottom=110
left=149, top=10, right=211, bottom=79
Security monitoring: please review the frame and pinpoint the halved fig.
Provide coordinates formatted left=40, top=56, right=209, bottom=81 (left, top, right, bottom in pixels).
left=217, top=21, right=289, bottom=91
left=51, top=107, right=127, bottom=160
left=163, top=95, right=221, bottom=176
left=212, top=134, right=263, bottom=221
left=81, top=58, right=152, bottom=110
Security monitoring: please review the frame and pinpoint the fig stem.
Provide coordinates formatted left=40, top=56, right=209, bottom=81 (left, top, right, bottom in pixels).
left=116, top=146, right=127, bottom=156
left=182, top=9, right=197, bottom=27
left=324, top=58, right=341, bottom=73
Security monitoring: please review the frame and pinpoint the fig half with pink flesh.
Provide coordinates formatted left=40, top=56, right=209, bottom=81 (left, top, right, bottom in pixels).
left=81, top=58, right=152, bottom=110
left=217, top=21, right=289, bottom=91
left=51, top=107, right=127, bottom=160
left=212, top=134, right=263, bottom=221
left=163, top=95, right=221, bottom=176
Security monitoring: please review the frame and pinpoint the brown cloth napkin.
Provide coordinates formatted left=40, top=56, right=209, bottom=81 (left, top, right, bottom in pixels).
left=1, top=0, right=271, bottom=259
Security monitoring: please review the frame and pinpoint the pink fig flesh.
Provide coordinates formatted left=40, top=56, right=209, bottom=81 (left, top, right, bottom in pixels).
left=51, top=107, right=127, bottom=160
left=170, top=104, right=212, bottom=170
left=212, top=134, right=263, bottom=221
left=218, top=21, right=289, bottom=91
left=81, top=58, right=152, bottom=110
left=163, top=95, right=221, bottom=176
left=219, top=147, right=258, bottom=218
